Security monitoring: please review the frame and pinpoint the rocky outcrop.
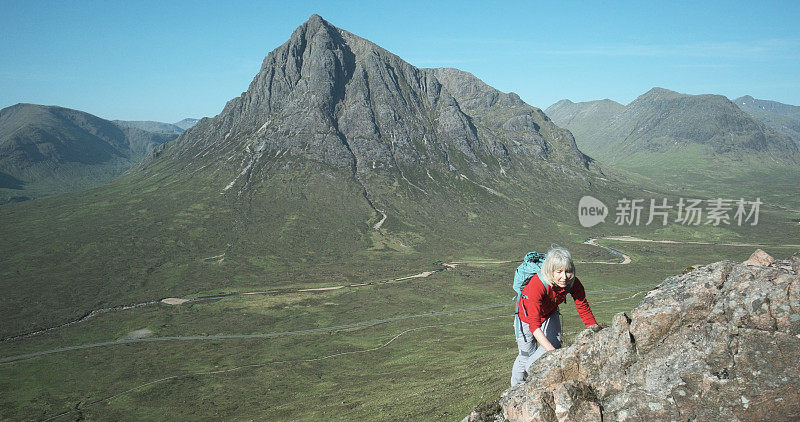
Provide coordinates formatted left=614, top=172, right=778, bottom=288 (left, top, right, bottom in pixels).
left=466, top=250, right=800, bottom=421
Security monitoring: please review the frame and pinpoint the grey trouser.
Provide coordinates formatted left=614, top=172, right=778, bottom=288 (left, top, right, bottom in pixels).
left=510, top=310, right=562, bottom=386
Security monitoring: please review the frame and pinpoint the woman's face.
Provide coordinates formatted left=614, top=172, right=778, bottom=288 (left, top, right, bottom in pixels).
left=552, top=268, right=573, bottom=288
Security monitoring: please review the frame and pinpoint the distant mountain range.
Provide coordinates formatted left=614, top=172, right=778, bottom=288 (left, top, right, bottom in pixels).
left=0, top=103, right=177, bottom=204
left=733, top=95, right=800, bottom=146
left=113, top=118, right=197, bottom=135
left=545, top=88, right=799, bottom=191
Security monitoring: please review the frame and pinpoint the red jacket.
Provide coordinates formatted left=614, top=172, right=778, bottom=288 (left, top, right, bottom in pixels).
left=517, top=274, right=597, bottom=331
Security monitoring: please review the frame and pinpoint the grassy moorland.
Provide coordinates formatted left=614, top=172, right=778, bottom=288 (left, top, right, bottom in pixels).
left=1, top=138, right=798, bottom=420
left=2, top=232, right=797, bottom=420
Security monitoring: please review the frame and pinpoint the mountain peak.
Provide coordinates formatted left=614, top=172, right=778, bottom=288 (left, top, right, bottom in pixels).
left=152, top=15, right=594, bottom=197
left=306, top=13, right=325, bottom=24
left=639, top=86, right=681, bottom=100
left=294, top=13, right=338, bottom=40
left=551, top=99, right=574, bottom=107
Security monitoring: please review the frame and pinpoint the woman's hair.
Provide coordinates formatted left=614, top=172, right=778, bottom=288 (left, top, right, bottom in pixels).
left=540, top=246, right=576, bottom=286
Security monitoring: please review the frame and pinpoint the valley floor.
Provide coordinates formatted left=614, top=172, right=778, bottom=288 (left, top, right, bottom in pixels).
left=1, top=238, right=798, bottom=420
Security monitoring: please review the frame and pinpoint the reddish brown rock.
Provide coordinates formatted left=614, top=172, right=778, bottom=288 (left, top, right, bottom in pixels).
left=465, top=251, right=800, bottom=421
left=743, top=248, right=776, bottom=267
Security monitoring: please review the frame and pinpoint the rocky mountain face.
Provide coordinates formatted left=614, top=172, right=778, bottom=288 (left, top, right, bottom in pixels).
left=734, top=95, right=800, bottom=147
left=465, top=249, right=800, bottom=421
left=0, top=103, right=175, bottom=204
left=547, top=88, right=799, bottom=164
left=126, top=14, right=611, bottom=269
left=147, top=14, right=595, bottom=199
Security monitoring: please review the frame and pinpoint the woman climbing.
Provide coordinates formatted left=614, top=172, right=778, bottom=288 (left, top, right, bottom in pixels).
left=510, top=247, right=600, bottom=386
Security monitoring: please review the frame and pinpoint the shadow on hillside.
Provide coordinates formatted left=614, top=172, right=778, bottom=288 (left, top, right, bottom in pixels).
left=0, top=172, right=24, bottom=190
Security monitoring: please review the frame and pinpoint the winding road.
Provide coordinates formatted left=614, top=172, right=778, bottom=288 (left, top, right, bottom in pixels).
left=582, top=238, right=632, bottom=264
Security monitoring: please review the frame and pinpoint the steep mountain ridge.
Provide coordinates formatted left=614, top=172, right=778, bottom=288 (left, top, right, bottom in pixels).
left=147, top=15, right=595, bottom=194
left=433, top=68, right=590, bottom=170
left=0, top=103, right=175, bottom=203
left=734, top=95, right=800, bottom=146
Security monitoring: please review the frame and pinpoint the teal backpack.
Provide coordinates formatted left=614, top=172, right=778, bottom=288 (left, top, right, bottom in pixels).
left=513, top=251, right=548, bottom=340
left=513, top=251, right=547, bottom=301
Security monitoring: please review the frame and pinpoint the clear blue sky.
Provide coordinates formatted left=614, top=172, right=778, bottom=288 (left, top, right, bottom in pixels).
left=2, top=0, right=799, bottom=122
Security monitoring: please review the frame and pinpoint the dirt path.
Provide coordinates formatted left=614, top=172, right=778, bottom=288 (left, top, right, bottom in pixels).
left=0, top=280, right=657, bottom=365
left=582, top=238, right=632, bottom=264
left=1, top=260, right=507, bottom=342
left=373, top=209, right=387, bottom=230
left=7, top=235, right=788, bottom=343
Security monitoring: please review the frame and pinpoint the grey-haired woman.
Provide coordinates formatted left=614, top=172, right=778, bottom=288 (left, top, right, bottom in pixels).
left=511, top=247, right=599, bottom=386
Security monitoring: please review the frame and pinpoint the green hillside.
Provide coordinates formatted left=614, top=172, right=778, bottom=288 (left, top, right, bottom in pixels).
left=546, top=88, right=800, bottom=200
left=0, top=103, right=175, bottom=204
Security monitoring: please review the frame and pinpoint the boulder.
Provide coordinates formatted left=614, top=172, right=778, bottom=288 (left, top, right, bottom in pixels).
left=743, top=248, right=776, bottom=267
left=467, top=251, right=800, bottom=421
